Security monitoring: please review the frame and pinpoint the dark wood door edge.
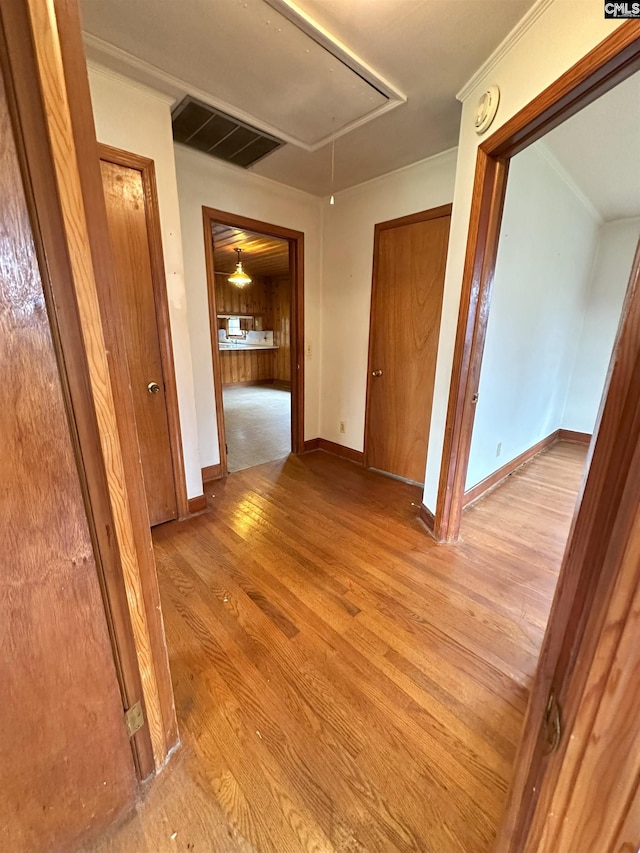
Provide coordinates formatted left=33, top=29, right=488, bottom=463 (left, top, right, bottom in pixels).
left=202, top=207, right=305, bottom=480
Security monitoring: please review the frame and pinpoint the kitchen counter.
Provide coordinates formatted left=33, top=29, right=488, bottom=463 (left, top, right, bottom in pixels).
left=219, top=344, right=279, bottom=351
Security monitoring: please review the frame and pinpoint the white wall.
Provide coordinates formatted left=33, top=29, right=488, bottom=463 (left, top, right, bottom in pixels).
left=174, top=145, right=323, bottom=469
left=423, top=2, right=625, bottom=510
left=88, top=64, right=202, bottom=499
left=320, top=149, right=458, bottom=450
left=563, top=217, right=640, bottom=432
left=465, top=145, right=600, bottom=490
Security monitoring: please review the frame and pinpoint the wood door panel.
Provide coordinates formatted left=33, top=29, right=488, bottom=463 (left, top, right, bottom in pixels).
left=0, top=63, right=136, bottom=852
left=100, top=160, right=177, bottom=526
left=366, top=213, right=450, bottom=483
left=220, top=349, right=276, bottom=384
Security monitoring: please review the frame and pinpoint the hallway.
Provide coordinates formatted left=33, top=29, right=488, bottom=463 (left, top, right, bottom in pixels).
left=90, top=442, right=588, bottom=853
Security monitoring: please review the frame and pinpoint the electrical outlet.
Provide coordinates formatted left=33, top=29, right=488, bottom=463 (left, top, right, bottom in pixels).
left=306, top=342, right=312, bottom=357
left=496, top=442, right=502, bottom=457
left=339, top=420, right=346, bottom=434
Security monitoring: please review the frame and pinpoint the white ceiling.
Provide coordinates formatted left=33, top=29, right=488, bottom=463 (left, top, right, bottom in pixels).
left=80, top=0, right=536, bottom=195
left=540, top=69, right=640, bottom=222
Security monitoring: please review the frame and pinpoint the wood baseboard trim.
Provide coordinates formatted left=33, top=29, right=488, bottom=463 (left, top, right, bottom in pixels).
left=273, top=380, right=291, bottom=391
left=187, top=494, right=207, bottom=514
left=463, top=430, right=559, bottom=509
left=419, top=503, right=436, bottom=536
left=303, top=437, right=365, bottom=464
left=318, top=438, right=365, bottom=464
left=201, top=463, right=223, bottom=482
left=558, top=429, right=592, bottom=445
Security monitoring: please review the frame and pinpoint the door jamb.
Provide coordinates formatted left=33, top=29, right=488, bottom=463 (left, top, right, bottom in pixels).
left=202, top=207, right=305, bottom=477
left=99, top=143, right=189, bottom=521
left=364, top=204, right=452, bottom=474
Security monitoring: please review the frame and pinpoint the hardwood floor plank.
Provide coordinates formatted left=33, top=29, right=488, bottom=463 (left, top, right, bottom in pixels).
left=90, top=442, right=588, bottom=853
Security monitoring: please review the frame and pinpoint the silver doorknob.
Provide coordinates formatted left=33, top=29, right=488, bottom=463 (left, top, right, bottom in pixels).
left=371, top=369, right=383, bottom=377
left=147, top=381, right=161, bottom=395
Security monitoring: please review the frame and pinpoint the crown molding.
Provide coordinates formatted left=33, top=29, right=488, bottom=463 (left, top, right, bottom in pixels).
left=457, top=0, right=555, bottom=102
left=535, top=141, right=604, bottom=224
left=86, top=59, right=176, bottom=106
left=327, top=146, right=458, bottom=200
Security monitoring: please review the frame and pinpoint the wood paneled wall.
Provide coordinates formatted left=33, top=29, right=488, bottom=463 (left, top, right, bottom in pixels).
left=220, top=350, right=275, bottom=385
left=270, top=277, right=291, bottom=385
left=216, top=274, right=290, bottom=386
left=215, top=273, right=271, bottom=321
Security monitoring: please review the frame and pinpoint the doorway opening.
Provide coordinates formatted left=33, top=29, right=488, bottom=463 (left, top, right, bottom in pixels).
left=202, top=208, right=304, bottom=477
left=430, top=25, right=640, bottom=850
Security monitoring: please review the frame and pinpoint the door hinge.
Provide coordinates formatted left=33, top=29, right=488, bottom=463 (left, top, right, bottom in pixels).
left=124, top=701, right=145, bottom=738
left=471, top=392, right=479, bottom=403
left=225, top=443, right=229, bottom=455
left=543, top=689, right=562, bottom=755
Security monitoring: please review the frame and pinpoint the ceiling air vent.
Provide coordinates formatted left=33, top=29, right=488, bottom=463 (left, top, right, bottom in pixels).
left=171, top=96, right=284, bottom=168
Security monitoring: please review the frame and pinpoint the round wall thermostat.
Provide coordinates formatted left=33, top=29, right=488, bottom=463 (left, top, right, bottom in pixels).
left=474, top=85, right=500, bottom=135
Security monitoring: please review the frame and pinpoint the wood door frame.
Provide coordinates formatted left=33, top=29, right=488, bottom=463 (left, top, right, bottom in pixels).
left=1, top=0, right=179, bottom=779
left=364, top=205, right=452, bottom=477
left=433, top=21, right=640, bottom=543
left=202, top=207, right=305, bottom=476
left=99, top=143, right=189, bottom=521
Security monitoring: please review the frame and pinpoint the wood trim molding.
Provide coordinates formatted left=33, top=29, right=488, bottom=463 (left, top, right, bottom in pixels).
left=98, top=143, right=189, bottom=521
left=433, top=152, right=509, bottom=542
left=305, top=437, right=365, bottom=464
left=187, top=494, right=207, bottom=514
left=558, top=429, right=592, bottom=445
left=201, top=463, right=223, bottom=482
left=419, top=503, right=435, bottom=534
left=12, top=0, right=179, bottom=774
left=463, top=430, right=559, bottom=508
left=202, top=206, right=305, bottom=476
left=374, top=204, right=453, bottom=234
left=434, top=20, right=640, bottom=544
left=364, top=204, right=453, bottom=472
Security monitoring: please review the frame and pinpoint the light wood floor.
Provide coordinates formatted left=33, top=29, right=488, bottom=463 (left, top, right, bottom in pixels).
left=92, top=441, right=588, bottom=853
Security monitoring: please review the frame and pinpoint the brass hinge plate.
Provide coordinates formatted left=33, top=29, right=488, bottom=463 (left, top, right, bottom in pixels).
left=543, top=689, right=562, bottom=755
left=124, top=701, right=145, bottom=738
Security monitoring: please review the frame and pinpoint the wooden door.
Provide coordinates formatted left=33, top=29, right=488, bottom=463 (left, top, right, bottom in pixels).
left=365, top=207, right=451, bottom=483
left=100, top=158, right=178, bottom=526
left=0, top=58, right=137, bottom=852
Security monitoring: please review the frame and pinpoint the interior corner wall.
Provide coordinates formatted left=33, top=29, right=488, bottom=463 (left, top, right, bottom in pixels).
left=319, top=148, right=458, bottom=451
left=464, top=145, right=600, bottom=491
left=173, top=145, right=323, bottom=469
left=562, top=216, right=640, bottom=433
left=87, top=64, right=203, bottom=499
left=423, top=3, right=626, bottom=512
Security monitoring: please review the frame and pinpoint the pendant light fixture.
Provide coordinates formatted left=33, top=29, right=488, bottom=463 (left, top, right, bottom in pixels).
left=228, top=247, right=252, bottom=288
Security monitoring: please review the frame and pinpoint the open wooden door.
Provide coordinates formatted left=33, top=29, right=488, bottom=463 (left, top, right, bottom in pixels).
left=365, top=206, right=451, bottom=483
left=0, top=33, right=137, bottom=852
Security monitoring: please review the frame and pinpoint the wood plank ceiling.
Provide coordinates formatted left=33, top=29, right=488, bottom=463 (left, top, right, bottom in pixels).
left=212, top=223, right=289, bottom=279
